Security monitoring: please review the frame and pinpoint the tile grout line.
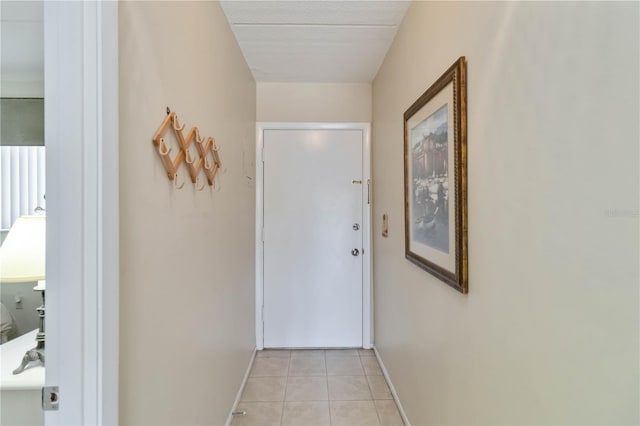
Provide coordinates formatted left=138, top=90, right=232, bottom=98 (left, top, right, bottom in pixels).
left=324, top=350, right=332, bottom=426
left=360, top=352, right=386, bottom=426
left=279, top=351, right=292, bottom=426
left=361, top=353, right=384, bottom=426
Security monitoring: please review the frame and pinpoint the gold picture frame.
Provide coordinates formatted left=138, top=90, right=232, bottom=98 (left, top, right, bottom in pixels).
left=403, top=56, right=468, bottom=293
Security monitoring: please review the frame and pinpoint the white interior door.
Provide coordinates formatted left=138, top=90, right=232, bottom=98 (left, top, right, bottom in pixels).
left=263, top=129, right=363, bottom=348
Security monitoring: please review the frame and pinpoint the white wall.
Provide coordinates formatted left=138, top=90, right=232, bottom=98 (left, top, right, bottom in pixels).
left=119, top=2, right=256, bottom=424
left=0, top=283, right=40, bottom=337
left=257, top=82, right=371, bottom=122
left=0, top=1, right=44, bottom=98
left=372, top=2, right=639, bottom=425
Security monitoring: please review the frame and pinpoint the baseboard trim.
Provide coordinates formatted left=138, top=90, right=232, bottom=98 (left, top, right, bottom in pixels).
left=373, top=345, right=411, bottom=426
left=225, top=347, right=257, bottom=426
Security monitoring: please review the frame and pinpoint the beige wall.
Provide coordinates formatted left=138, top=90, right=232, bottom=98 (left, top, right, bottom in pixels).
left=372, top=2, right=639, bottom=425
left=257, top=82, right=371, bottom=122
left=119, top=2, right=256, bottom=425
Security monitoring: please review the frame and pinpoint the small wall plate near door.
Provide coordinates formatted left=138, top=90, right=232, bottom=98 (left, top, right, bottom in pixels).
left=382, top=214, right=389, bottom=238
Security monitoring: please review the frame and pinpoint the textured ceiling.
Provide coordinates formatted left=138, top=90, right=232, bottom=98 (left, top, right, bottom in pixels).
left=220, top=1, right=410, bottom=82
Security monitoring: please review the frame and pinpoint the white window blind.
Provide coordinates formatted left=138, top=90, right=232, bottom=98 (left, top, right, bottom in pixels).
left=0, top=146, right=46, bottom=231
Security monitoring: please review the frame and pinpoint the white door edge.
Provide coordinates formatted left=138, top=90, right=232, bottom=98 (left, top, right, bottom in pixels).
left=44, top=2, right=119, bottom=424
left=255, top=122, right=372, bottom=350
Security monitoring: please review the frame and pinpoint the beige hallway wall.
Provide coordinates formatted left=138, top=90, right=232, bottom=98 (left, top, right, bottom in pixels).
left=119, top=2, right=256, bottom=424
left=372, top=2, right=639, bottom=425
left=257, top=82, right=371, bottom=122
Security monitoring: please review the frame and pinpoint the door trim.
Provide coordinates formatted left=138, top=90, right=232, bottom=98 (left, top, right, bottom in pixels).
left=256, top=122, right=372, bottom=350
left=44, top=2, right=119, bottom=424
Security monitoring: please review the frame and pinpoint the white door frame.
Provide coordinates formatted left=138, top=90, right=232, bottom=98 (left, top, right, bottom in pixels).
left=256, top=122, right=372, bottom=350
left=44, top=2, right=119, bottom=425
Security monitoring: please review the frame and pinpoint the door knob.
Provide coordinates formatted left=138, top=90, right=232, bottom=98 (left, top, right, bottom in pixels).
left=351, top=248, right=360, bottom=257
left=353, top=223, right=360, bottom=231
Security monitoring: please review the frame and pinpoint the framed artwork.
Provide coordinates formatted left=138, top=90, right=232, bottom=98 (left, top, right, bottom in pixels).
left=403, top=56, right=468, bottom=293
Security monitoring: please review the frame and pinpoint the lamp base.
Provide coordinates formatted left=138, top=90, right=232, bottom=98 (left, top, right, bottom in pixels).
left=13, top=285, right=45, bottom=375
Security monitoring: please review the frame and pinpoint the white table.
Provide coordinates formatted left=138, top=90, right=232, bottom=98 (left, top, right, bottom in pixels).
left=1, top=329, right=44, bottom=426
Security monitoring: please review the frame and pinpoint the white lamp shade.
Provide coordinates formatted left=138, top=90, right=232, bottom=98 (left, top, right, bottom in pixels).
left=0, top=216, right=46, bottom=282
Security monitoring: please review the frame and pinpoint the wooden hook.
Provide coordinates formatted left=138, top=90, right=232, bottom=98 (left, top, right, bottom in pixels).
left=185, top=149, right=195, bottom=164
left=158, top=138, right=171, bottom=155
left=172, top=114, right=185, bottom=131
left=204, top=156, right=213, bottom=170
left=195, top=177, right=206, bottom=191
left=173, top=172, right=185, bottom=189
left=213, top=174, right=222, bottom=192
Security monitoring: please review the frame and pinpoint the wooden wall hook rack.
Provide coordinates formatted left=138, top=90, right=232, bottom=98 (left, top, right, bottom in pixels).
left=152, top=108, right=222, bottom=189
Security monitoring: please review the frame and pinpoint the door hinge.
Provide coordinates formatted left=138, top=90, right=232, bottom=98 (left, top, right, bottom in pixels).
left=42, top=386, right=59, bottom=411
left=261, top=145, right=265, bottom=163
left=367, top=179, right=371, bottom=205
left=261, top=227, right=264, bottom=242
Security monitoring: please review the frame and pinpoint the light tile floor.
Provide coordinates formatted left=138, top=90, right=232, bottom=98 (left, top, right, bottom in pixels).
left=233, top=349, right=404, bottom=426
